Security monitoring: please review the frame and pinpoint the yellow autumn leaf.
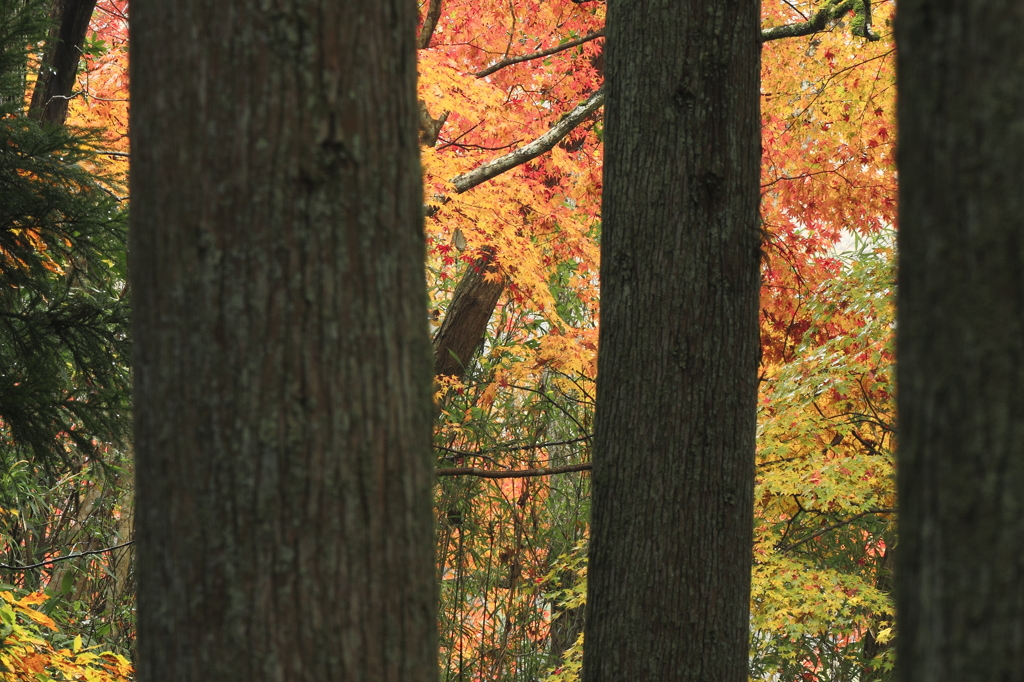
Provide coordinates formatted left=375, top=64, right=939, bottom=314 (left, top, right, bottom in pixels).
left=16, top=605, right=57, bottom=631
left=478, top=383, right=498, bottom=410
left=18, top=651, right=47, bottom=673
left=16, top=591, right=47, bottom=607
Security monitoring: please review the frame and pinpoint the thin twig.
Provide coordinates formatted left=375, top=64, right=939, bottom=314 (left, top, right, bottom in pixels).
left=437, top=463, right=591, bottom=478
left=778, top=508, right=895, bottom=553
left=501, top=0, right=517, bottom=62
left=473, top=29, right=605, bottom=78
left=435, top=434, right=591, bottom=458
left=782, top=0, right=809, bottom=21
left=0, top=541, right=134, bottom=572
left=437, top=138, right=522, bottom=153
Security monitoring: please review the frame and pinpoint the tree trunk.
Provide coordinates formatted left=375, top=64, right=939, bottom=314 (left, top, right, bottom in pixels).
left=432, top=251, right=504, bottom=378
left=547, top=568, right=584, bottom=669
left=861, top=548, right=894, bottom=682
left=130, top=2, right=437, bottom=681
left=28, top=0, right=97, bottom=125
left=582, top=0, right=762, bottom=680
left=895, top=2, right=1024, bottom=680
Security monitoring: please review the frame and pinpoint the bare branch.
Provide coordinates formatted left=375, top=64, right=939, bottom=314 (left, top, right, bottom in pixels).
left=419, top=100, right=450, bottom=146
left=437, top=435, right=592, bottom=458
left=417, top=0, right=444, bottom=49
left=782, top=0, right=809, bottom=20
left=432, top=251, right=504, bottom=377
left=500, top=0, right=517, bottom=63
left=761, top=0, right=880, bottom=43
left=473, top=29, right=605, bottom=78
left=0, top=541, right=134, bottom=571
left=441, top=2, right=880, bottom=197
left=451, top=88, right=604, bottom=193
left=436, top=463, right=592, bottom=478
left=778, top=508, right=895, bottom=553
left=29, top=0, right=99, bottom=125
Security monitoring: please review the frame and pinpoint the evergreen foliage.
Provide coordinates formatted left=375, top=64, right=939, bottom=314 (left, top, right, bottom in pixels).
left=0, top=0, right=48, bottom=107
left=0, top=0, right=129, bottom=478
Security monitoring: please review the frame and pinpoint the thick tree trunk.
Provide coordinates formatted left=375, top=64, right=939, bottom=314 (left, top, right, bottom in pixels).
left=895, top=2, right=1024, bottom=680
left=28, top=0, right=97, bottom=125
left=582, top=1, right=762, bottom=681
left=131, top=2, right=437, bottom=681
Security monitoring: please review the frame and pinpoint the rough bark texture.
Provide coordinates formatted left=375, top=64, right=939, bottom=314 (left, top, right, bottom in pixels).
left=861, top=548, right=894, bottom=681
left=28, top=0, right=97, bottom=125
left=895, top=2, right=1024, bottom=681
left=548, top=561, right=585, bottom=669
left=432, top=252, right=504, bottom=378
left=418, top=100, right=448, bottom=147
left=130, top=2, right=436, bottom=681
left=582, top=1, right=761, bottom=680
left=416, top=0, right=443, bottom=49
